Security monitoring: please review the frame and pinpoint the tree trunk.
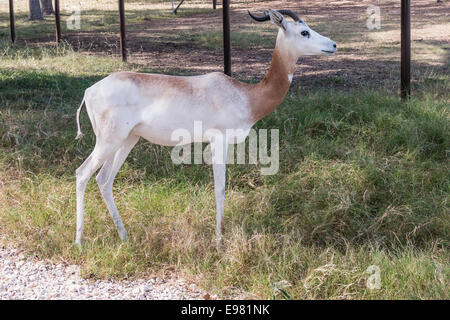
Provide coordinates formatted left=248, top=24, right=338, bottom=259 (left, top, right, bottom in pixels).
left=28, top=0, right=43, bottom=20
left=40, top=0, right=54, bottom=15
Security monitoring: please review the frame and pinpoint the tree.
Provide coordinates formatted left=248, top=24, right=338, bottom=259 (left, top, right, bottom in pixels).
left=28, top=0, right=43, bottom=21
left=39, top=0, right=54, bottom=15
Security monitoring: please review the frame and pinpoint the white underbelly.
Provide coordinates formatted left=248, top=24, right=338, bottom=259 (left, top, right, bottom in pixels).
left=132, top=123, right=184, bottom=146
left=132, top=120, right=253, bottom=147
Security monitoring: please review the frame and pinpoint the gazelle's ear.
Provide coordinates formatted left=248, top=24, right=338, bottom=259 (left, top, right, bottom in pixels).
left=268, top=9, right=287, bottom=31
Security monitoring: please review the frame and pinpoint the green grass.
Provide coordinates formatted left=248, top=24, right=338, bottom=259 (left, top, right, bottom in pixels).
left=0, top=21, right=449, bottom=299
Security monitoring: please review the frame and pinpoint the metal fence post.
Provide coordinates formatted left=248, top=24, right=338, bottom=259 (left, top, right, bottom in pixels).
left=401, top=0, right=411, bottom=100
left=119, top=0, right=127, bottom=61
left=55, top=0, right=62, bottom=43
left=223, top=0, right=231, bottom=76
left=9, top=0, right=15, bottom=43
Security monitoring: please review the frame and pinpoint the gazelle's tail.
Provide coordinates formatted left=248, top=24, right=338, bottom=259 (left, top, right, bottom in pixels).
left=75, top=93, right=86, bottom=140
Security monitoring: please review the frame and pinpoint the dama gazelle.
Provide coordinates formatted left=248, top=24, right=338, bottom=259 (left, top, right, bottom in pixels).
left=74, top=9, right=337, bottom=247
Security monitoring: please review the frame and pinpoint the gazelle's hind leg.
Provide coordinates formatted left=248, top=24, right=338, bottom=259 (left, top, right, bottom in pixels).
left=95, top=134, right=139, bottom=241
left=75, top=140, right=122, bottom=246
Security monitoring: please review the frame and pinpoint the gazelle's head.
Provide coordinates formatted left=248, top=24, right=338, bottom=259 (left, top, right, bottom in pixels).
left=249, top=9, right=337, bottom=58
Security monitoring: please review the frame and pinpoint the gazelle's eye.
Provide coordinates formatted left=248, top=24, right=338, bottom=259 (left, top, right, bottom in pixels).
left=301, top=31, right=310, bottom=38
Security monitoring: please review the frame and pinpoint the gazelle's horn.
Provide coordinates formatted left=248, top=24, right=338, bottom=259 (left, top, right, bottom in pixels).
left=248, top=9, right=301, bottom=22
left=276, top=10, right=301, bottom=22
left=247, top=10, right=270, bottom=22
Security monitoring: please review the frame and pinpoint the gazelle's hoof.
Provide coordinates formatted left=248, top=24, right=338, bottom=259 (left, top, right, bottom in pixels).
left=215, top=237, right=223, bottom=251
left=74, top=239, right=85, bottom=249
left=119, top=231, right=128, bottom=242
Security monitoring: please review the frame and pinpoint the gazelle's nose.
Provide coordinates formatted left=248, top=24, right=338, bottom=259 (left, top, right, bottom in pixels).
left=331, top=42, right=337, bottom=52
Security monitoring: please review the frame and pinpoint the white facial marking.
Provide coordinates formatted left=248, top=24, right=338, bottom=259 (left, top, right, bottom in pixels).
left=279, top=19, right=337, bottom=57
left=288, top=74, right=293, bottom=82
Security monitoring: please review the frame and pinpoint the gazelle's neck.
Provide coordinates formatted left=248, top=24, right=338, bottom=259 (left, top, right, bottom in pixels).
left=248, top=35, right=297, bottom=122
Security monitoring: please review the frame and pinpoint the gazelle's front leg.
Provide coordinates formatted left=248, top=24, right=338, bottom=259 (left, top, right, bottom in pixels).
left=213, top=160, right=226, bottom=248
left=211, top=136, right=228, bottom=248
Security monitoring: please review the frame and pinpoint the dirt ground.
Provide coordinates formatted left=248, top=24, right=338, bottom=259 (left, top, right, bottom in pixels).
left=5, top=0, right=450, bottom=91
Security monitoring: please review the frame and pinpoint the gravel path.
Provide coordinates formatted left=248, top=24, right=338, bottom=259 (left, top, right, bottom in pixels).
left=0, top=246, right=209, bottom=300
